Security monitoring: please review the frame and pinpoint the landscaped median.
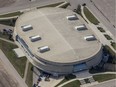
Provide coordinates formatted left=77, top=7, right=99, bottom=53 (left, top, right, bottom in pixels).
left=37, top=2, right=64, bottom=9
left=111, top=42, right=116, bottom=50
left=0, top=39, right=27, bottom=78
left=0, top=11, right=22, bottom=26
left=25, top=62, right=33, bottom=87
left=97, top=27, right=105, bottom=32
left=0, top=11, right=22, bottom=18
left=62, top=80, right=80, bottom=87
left=93, top=74, right=116, bottom=82
left=83, top=6, right=99, bottom=25
left=104, top=34, right=112, bottom=40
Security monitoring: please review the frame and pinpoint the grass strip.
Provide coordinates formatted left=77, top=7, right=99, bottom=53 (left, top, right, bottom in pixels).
left=93, top=74, right=116, bottom=82
left=25, top=62, right=33, bottom=87
left=83, top=7, right=99, bottom=25
left=0, top=39, right=27, bottom=77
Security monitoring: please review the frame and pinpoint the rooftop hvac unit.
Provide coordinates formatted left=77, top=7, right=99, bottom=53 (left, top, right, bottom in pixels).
left=66, top=14, right=78, bottom=20
left=84, top=35, right=96, bottom=41
left=39, top=46, right=50, bottom=53
left=75, top=24, right=87, bottom=30
left=21, top=25, right=33, bottom=31
left=30, top=35, right=41, bottom=42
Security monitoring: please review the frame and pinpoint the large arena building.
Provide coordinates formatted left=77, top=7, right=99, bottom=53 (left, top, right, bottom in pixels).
left=13, top=7, right=102, bottom=76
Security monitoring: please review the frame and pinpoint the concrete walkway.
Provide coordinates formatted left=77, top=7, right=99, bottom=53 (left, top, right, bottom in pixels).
left=0, top=49, right=28, bottom=87
left=23, top=59, right=29, bottom=81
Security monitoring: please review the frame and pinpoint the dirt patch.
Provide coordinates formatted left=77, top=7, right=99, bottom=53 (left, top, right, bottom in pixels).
left=0, top=0, right=16, bottom=8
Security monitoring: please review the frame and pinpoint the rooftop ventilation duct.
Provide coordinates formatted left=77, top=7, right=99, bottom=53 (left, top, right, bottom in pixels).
left=30, top=35, right=41, bottom=42
left=75, top=24, right=87, bottom=30
left=66, top=14, right=78, bottom=20
left=21, top=25, right=33, bottom=31
left=39, top=46, right=50, bottom=53
left=84, top=35, right=96, bottom=41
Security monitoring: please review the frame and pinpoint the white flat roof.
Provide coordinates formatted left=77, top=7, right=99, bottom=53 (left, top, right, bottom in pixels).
left=13, top=48, right=25, bottom=58
left=15, top=7, right=102, bottom=63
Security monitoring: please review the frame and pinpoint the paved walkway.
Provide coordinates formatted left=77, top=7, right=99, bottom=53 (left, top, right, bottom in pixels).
left=0, top=49, right=28, bottom=87
left=23, top=59, right=29, bottom=81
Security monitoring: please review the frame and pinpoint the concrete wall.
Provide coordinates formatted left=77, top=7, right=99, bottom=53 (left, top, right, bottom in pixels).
left=86, top=46, right=102, bottom=68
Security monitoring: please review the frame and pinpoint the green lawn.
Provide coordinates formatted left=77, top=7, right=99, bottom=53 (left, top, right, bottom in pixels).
left=59, top=2, right=70, bottom=8
left=62, top=80, right=80, bottom=87
left=104, top=34, right=112, bottom=40
left=97, top=27, right=105, bottom=32
left=0, top=32, right=14, bottom=41
left=0, top=11, right=22, bottom=18
left=83, top=7, right=99, bottom=25
left=0, top=18, right=17, bottom=26
left=55, top=74, right=76, bottom=87
left=25, top=62, right=33, bottom=87
left=111, top=42, right=116, bottom=50
left=37, top=2, right=64, bottom=9
left=93, top=74, right=116, bottom=82
left=0, top=39, right=27, bottom=77
left=0, top=32, right=9, bottom=39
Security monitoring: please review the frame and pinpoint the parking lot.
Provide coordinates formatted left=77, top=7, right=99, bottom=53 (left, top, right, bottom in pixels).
left=0, top=0, right=15, bottom=8
left=92, top=0, right=115, bottom=26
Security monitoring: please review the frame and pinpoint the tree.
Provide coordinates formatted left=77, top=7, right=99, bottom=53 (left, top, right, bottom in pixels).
left=9, top=34, right=12, bottom=40
left=76, top=4, right=81, bottom=15
left=82, top=3, right=86, bottom=6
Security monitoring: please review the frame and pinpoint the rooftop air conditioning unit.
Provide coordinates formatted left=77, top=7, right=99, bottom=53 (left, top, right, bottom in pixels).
left=75, top=24, right=87, bottom=30
left=66, top=14, right=78, bottom=20
left=21, top=25, right=33, bottom=31
left=30, top=35, right=41, bottom=42
left=39, top=46, right=50, bottom=53
left=84, top=35, right=96, bottom=41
